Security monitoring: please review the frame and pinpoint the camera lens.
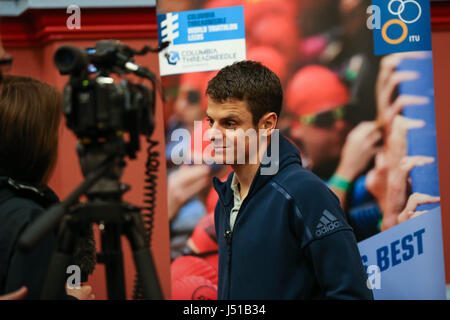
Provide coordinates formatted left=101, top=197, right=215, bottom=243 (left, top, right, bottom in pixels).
left=54, top=46, right=89, bottom=75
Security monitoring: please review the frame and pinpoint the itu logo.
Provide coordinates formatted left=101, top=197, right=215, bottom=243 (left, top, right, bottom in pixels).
left=382, top=0, right=422, bottom=45
left=388, top=0, right=422, bottom=24
left=166, top=51, right=180, bottom=65
left=369, top=0, right=431, bottom=55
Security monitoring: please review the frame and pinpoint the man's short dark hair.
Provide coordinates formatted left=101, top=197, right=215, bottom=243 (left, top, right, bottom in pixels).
left=206, top=60, right=282, bottom=126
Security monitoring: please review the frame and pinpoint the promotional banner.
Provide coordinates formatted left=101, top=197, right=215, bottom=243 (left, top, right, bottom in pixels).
left=358, top=207, right=446, bottom=299
left=157, top=6, right=246, bottom=75
left=157, top=0, right=446, bottom=300
left=399, top=52, right=440, bottom=209
left=357, top=0, right=445, bottom=299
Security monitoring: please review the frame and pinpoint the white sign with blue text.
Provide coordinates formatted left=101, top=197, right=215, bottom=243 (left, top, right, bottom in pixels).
left=358, top=206, right=446, bottom=299
left=157, top=6, right=246, bottom=76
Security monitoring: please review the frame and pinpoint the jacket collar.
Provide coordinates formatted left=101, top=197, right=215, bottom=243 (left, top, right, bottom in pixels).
left=0, top=176, right=59, bottom=208
left=213, top=133, right=302, bottom=208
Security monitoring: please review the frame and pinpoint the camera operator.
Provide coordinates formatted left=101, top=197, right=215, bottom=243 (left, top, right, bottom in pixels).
left=0, top=74, right=95, bottom=300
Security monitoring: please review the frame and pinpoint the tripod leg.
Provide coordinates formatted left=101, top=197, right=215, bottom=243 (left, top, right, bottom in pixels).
left=133, top=248, right=163, bottom=299
left=42, top=252, right=74, bottom=299
left=125, top=212, right=163, bottom=299
left=100, top=223, right=127, bottom=300
left=41, top=216, right=77, bottom=299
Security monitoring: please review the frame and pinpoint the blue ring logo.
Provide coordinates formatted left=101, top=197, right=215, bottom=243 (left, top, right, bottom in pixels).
left=166, top=51, right=180, bottom=65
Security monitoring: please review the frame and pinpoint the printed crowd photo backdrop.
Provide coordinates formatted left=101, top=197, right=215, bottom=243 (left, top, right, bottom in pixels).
left=157, top=0, right=446, bottom=300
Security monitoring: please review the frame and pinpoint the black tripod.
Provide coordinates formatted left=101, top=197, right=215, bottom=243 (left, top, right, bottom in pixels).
left=19, top=143, right=163, bottom=300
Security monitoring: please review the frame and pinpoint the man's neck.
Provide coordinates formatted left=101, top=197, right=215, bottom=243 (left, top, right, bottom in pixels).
left=231, top=163, right=260, bottom=200
left=231, top=135, right=271, bottom=200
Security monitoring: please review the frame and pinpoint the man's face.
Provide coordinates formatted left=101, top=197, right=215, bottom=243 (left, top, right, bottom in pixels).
left=206, top=98, right=260, bottom=165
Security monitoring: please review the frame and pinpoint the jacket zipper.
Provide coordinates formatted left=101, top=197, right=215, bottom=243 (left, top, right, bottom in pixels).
left=218, top=170, right=260, bottom=299
left=221, top=206, right=233, bottom=299
left=222, top=194, right=253, bottom=299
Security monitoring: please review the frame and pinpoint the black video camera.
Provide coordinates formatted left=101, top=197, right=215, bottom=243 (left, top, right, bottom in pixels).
left=54, top=40, right=157, bottom=159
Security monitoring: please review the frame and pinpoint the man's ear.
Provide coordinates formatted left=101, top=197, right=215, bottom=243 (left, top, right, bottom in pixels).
left=258, top=112, right=278, bottom=136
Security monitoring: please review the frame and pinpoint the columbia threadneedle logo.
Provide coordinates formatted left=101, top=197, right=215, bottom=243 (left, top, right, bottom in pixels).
left=315, top=210, right=341, bottom=237
left=160, top=12, right=180, bottom=43
left=166, top=51, right=180, bottom=65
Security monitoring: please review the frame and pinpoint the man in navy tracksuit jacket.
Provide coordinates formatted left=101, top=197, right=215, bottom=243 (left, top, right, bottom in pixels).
left=206, top=61, right=373, bottom=300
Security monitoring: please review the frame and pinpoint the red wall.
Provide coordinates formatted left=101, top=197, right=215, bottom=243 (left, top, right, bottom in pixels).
left=0, top=8, right=171, bottom=299
left=432, top=29, right=450, bottom=285
left=429, top=1, right=450, bottom=285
